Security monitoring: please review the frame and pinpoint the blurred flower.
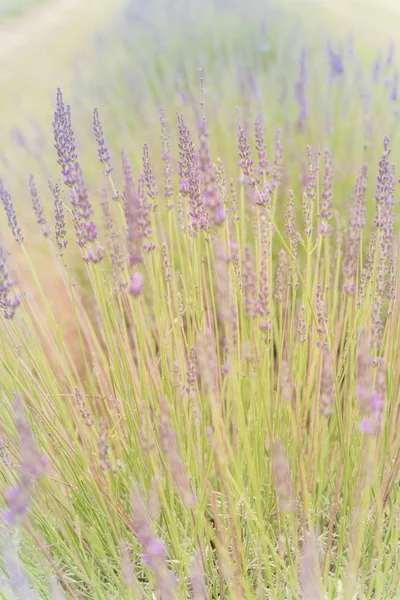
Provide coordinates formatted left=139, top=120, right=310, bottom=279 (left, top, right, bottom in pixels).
left=93, top=107, right=113, bottom=175
left=0, top=180, right=23, bottom=244
left=128, top=272, right=144, bottom=297
left=3, top=393, right=48, bottom=526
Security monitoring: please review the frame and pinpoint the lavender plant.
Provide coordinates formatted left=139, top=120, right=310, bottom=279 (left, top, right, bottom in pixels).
left=1, top=5, right=400, bottom=598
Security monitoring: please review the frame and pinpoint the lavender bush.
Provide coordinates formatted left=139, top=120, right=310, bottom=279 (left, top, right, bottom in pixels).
left=1, top=3, right=400, bottom=599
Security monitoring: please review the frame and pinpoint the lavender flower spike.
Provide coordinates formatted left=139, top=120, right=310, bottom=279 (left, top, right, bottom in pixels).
left=131, top=483, right=177, bottom=599
left=49, top=181, right=67, bottom=251
left=29, top=175, right=50, bottom=237
left=0, top=180, right=23, bottom=243
left=0, top=243, right=20, bottom=319
left=3, top=393, right=48, bottom=526
left=53, top=88, right=77, bottom=187
left=93, top=107, right=112, bottom=175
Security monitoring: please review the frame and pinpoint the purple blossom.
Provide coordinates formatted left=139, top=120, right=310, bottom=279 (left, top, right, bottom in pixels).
left=131, top=483, right=177, bottom=598
left=98, top=418, right=111, bottom=471
left=242, top=246, right=257, bottom=318
left=254, top=115, right=269, bottom=176
left=93, top=107, right=112, bottom=175
left=177, top=113, right=203, bottom=236
left=319, top=149, right=333, bottom=235
left=70, top=163, right=97, bottom=250
left=3, top=393, right=48, bottom=525
left=320, top=345, right=334, bottom=417
left=0, top=180, right=23, bottom=243
left=142, top=143, right=158, bottom=208
left=356, top=336, right=386, bottom=435
left=272, top=440, right=294, bottom=513
left=29, top=175, right=50, bottom=237
left=275, top=249, right=289, bottom=305
left=160, top=107, right=174, bottom=207
left=343, top=165, right=368, bottom=295
left=122, top=149, right=142, bottom=266
left=0, top=244, right=20, bottom=319
left=327, top=41, right=344, bottom=79
left=272, top=128, right=283, bottom=190
left=294, top=49, right=308, bottom=132
left=49, top=181, right=67, bottom=251
left=237, top=123, right=259, bottom=188
left=158, top=397, right=197, bottom=508
left=128, top=272, right=144, bottom=297
left=199, top=120, right=225, bottom=227
left=53, top=88, right=77, bottom=187
left=74, top=388, right=94, bottom=427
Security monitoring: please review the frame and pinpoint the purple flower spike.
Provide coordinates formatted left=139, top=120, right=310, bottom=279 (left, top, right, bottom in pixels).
left=0, top=180, right=23, bottom=244
left=142, top=143, right=158, bottom=208
left=53, top=88, right=77, bottom=187
left=29, top=175, right=50, bottom=237
left=0, top=243, right=20, bottom=319
left=93, top=107, right=112, bottom=175
left=3, top=393, right=48, bottom=526
left=49, top=181, right=67, bottom=251
left=160, top=107, right=174, bottom=208
left=129, top=272, right=144, bottom=297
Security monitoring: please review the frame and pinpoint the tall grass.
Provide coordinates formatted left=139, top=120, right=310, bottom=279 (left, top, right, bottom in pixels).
left=1, top=2, right=400, bottom=598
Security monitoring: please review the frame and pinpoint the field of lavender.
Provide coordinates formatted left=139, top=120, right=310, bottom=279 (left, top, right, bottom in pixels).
left=1, top=0, right=400, bottom=598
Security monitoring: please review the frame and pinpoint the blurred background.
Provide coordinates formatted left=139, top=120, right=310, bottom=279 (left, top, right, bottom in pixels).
left=1, top=0, right=400, bottom=220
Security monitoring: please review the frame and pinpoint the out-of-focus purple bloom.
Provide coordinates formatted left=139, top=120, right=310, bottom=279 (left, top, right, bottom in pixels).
left=122, top=149, right=142, bottom=266
left=275, top=249, right=289, bottom=305
left=320, top=345, right=334, bottom=417
left=131, top=483, right=177, bottom=599
left=387, top=40, right=395, bottom=66
left=294, top=49, right=308, bottom=132
left=70, top=163, right=97, bottom=250
left=272, top=440, right=294, bottom=513
left=53, top=88, right=77, bottom=187
left=343, top=165, right=368, bottom=295
left=177, top=113, right=203, bottom=236
left=272, top=128, right=283, bottom=190
left=286, top=190, right=300, bottom=285
left=327, top=41, right=344, bottom=79
left=97, top=418, right=111, bottom=471
left=372, top=52, right=381, bottom=83
left=137, top=173, right=155, bottom=252
left=0, top=180, right=23, bottom=243
left=190, top=547, right=207, bottom=600
left=319, top=149, right=333, bottom=235
left=299, top=532, right=323, bottom=600
left=0, top=244, right=20, bottom=319
left=158, top=397, right=197, bottom=508
left=142, top=143, right=158, bottom=208
left=242, top=246, right=257, bottom=318
left=257, top=216, right=271, bottom=331
left=357, top=336, right=386, bottom=434
left=254, top=115, right=269, bottom=176
left=128, top=272, right=143, bottom=297
left=237, top=123, right=259, bottom=188
left=358, top=231, right=377, bottom=306
left=49, top=181, right=67, bottom=251
left=3, top=393, right=48, bottom=525
left=83, top=241, right=104, bottom=264
left=296, top=305, right=306, bottom=344
left=29, top=175, right=50, bottom=237
left=74, top=388, right=94, bottom=427
left=160, top=107, right=174, bottom=208
left=390, top=73, right=399, bottom=102
left=93, top=107, right=112, bottom=175
left=199, top=120, right=225, bottom=227
left=315, top=285, right=327, bottom=346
